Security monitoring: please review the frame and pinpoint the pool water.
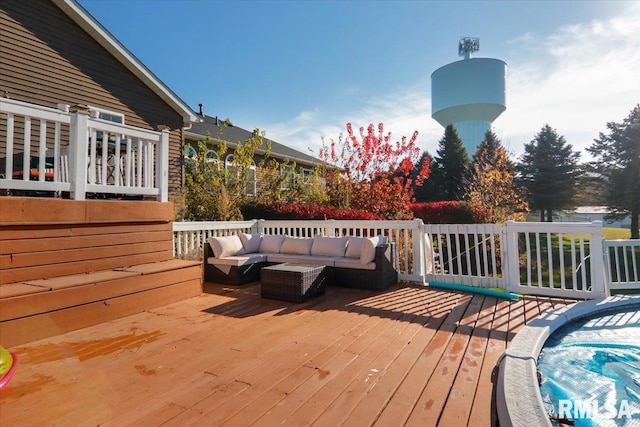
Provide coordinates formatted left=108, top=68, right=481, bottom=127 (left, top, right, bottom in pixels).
left=538, top=308, right=640, bottom=426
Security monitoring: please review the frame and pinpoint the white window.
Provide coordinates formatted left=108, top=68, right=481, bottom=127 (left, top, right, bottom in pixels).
left=246, top=161, right=257, bottom=197
left=225, top=154, right=238, bottom=181
left=184, top=145, right=197, bottom=167
left=205, top=149, right=219, bottom=168
left=89, top=106, right=124, bottom=124
left=88, top=107, right=125, bottom=149
left=226, top=154, right=256, bottom=196
left=280, top=165, right=295, bottom=189
left=301, top=167, right=313, bottom=183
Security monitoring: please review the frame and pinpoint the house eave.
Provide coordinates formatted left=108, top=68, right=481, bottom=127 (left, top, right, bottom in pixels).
left=53, top=0, right=201, bottom=126
left=184, top=130, right=324, bottom=168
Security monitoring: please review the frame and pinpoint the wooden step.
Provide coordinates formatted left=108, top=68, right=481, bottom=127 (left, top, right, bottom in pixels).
left=0, top=260, right=202, bottom=348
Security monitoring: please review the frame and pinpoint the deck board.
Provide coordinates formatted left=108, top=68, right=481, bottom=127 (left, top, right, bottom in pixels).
left=0, top=282, right=576, bottom=426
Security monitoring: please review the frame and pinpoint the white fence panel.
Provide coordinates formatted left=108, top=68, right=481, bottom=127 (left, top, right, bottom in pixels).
left=173, top=220, right=258, bottom=260
left=0, top=98, right=72, bottom=194
left=423, top=223, right=504, bottom=289
left=503, top=221, right=606, bottom=299
left=1, top=98, right=168, bottom=201
left=605, top=239, right=640, bottom=292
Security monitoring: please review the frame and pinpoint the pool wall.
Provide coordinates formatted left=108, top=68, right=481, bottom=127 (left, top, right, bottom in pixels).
left=496, top=295, right=640, bottom=427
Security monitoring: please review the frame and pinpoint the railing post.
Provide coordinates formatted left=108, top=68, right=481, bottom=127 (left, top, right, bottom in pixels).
left=502, top=220, right=520, bottom=293
left=588, top=221, right=607, bottom=296
left=156, top=125, right=170, bottom=202
left=69, top=105, right=89, bottom=200
left=411, top=218, right=426, bottom=284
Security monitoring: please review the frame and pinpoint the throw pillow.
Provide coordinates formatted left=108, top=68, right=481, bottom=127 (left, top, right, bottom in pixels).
left=345, top=236, right=366, bottom=259
left=239, top=232, right=263, bottom=254
left=310, top=236, right=348, bottom=257
left=360, top=236, right=387, bottom=264
left=259, top=234, right=286, bottom=253
left=280, top=236, right=313, bottom=255
left=207, top=235, right=245, bottom=258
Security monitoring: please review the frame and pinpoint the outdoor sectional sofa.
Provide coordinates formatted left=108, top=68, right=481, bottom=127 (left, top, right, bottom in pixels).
left=203, top=233, right=398, bottom=291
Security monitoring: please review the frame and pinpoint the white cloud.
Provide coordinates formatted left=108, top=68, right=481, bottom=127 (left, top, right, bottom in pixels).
left=264, top=82, right=442, bottom=158
left=265, top=4, right=640, bottom=163
left=499, top=6, right=640, bottom=159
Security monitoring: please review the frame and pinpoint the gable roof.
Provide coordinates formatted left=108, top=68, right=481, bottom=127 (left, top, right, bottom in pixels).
left=186, top=114, right=324, bottom=167
left=53, top=0, right=199, bottom=124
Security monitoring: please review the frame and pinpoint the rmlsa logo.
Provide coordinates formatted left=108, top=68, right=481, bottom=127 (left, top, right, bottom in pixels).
left=558, top=399, right=634, bottom=419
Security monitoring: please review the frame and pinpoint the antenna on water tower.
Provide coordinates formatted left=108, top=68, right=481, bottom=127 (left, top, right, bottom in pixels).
left=458, top=37, right=480, bottom=60
left=431, top=37, right=507, bottom=154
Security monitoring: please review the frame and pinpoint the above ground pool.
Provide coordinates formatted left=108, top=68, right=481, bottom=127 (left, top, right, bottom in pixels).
left=538, top=307, right=640, bottom=426
left=497, top=295, right=640, bottom=427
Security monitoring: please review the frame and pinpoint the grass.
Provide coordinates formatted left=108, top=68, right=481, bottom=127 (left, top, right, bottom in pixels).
left=602, top=227, right=633, bottom=240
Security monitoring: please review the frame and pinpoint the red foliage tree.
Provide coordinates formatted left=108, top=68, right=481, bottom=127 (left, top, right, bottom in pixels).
left=320, top=123, right=430, bottom=219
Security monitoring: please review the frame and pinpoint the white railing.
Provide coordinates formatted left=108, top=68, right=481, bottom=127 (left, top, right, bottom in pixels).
left=174, top=219, right=640, bottom=299
left=502, top=221, right=606, bottom=299
left=1, top=98, right=169, bottom=201
left=173, top=219, right=427, bottom=282
left=422, top=223, right=504, bottom=289
left=605, top=239, right=640, bottom=292
left=173, top=220, right=259, bottom=261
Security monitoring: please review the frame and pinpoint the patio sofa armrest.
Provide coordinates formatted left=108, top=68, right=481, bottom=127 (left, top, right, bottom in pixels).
left=203, top=241, right=264, bottom=285
left=333, top=242, right=398, bottom=291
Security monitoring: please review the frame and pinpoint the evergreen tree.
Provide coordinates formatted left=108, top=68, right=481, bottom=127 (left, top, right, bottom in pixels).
left=466, top=130, right=529, bottom=223
left=516, top=124, right=581, bottom=222
left=428, top=124, right=470, bottom=201
left=587, top=105, right=640, bottom=239
left=412, top=150, right=434, bottom=202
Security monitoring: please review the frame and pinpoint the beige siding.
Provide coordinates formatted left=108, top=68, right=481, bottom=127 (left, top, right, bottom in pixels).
left=0, top=0, right=185, bottom=193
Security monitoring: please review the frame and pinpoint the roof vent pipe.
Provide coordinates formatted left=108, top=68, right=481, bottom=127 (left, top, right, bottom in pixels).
left=198, top=103, right=203, bottom=116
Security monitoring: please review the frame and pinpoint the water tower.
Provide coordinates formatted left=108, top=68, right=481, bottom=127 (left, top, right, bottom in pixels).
left=431, top=37, right=507, bottom=154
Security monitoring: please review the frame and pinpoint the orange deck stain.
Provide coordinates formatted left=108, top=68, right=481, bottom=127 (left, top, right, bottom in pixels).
left=135, top=364, right=157, bottom=376
left=17, top=330, right=164, bottom=364
left=317, top=369, right=330, bottom=380
left=1, top=373, right=56, bottom=400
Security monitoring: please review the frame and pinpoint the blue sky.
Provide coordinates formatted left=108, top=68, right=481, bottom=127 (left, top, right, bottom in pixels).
left=79, top=0, right=640, bottom=161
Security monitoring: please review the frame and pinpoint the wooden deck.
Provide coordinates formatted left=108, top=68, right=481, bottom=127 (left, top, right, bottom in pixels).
left=0, top=281, right=575, bottom=426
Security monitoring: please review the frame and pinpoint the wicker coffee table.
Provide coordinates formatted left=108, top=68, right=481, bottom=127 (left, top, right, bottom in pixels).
left=261, top=263, right=327, bottom=302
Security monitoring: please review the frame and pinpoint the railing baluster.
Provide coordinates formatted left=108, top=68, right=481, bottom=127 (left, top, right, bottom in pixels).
left=579, top=235, right=587, bottom=290
left=88, top=128, right=97, bottom=185
left=5, top=112, right=14, bottom=180
left=38, top=119, right=47, bottom=181
left=54, top=122, right=61, bottom=182
left=546, top=232, right=554, bottom=289
left=23, top=116, right=31, bottom=181
left=558, top=232, right=565, bottom=290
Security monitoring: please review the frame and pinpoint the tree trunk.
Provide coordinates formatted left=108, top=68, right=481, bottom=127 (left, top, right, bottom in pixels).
left=632, top=210, right=639, bottom=239
left=546, top=209, right=553, bottom=222
left=540, top=209, right=545, bottom=222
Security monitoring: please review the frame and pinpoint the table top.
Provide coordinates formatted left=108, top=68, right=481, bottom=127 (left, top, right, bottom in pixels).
left=261, top=263, right=324, bottom=273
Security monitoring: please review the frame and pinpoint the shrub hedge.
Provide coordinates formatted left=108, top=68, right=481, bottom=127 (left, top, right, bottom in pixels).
left=241, top=202, right=380, bottom=220
left=409, top=201, right=491, bottom=224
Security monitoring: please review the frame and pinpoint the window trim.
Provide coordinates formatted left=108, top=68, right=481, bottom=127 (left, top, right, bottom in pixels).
left=88, top=106, right=125, bottom=124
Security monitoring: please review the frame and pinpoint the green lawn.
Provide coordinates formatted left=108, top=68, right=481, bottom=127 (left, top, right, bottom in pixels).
left=602, top=227, right=633, bottom=240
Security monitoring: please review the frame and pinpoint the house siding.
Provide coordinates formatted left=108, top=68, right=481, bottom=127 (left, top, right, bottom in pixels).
left=0, top=0, right=185, bottom=193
